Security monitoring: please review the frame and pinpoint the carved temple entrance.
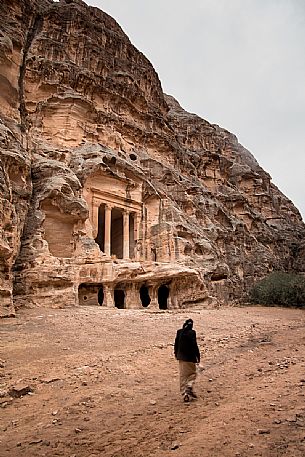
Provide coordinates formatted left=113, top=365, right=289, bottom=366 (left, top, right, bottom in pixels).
left=95, top=205, right=136, bottom=259
left=91, top=192, right=141, bottom=259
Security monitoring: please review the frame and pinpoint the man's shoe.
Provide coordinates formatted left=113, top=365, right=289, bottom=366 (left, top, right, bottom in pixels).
left=189, top=391, right=198, bottom=399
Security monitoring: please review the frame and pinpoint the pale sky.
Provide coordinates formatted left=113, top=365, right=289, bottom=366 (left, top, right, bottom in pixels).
left=82, top=0, right=305, bottom=220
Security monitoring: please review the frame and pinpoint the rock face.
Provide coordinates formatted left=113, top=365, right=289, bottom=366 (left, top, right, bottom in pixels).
left=0, top=0, right=304, bottom=316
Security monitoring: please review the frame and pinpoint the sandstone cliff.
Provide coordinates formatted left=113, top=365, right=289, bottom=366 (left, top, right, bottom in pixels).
left=0, top=0, right=304, bottom=316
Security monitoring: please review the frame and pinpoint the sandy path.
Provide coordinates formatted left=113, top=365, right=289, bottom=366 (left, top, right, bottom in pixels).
left=0, top=306, right=304, bottom=457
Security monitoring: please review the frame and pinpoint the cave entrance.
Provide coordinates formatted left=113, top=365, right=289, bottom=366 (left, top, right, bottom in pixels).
left=78, top=283, right=104, bottom=306
left=114, top=288, right=125, bottom=309
left=158, top=285, right=169, bottom=310
left=140, top=285, right=151, bottom=307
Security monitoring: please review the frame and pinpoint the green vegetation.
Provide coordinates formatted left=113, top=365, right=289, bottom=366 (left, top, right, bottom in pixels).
left=249, top=271, right=305, bottom=308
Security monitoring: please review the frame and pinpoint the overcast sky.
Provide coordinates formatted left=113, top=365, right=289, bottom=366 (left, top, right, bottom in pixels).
left=85, top=0, right=304, bottom=220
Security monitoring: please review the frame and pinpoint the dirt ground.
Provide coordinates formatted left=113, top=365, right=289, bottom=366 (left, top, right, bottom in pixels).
left=0, top=305, right=304, bottom=457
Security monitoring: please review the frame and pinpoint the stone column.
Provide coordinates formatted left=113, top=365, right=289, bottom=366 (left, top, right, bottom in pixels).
left=104, top=204, right=112, bottom=256
left=125, top=284, right=140, bottom=309
left=133, top=212, right=139, bottom=242
left=103, top=284, right=114, bottom=307
left=148, top=285, right=158, bottom=309
left=123, top=210, right=130, bottom=259
left=134, top=211, right=142, bottom=260
left=92, top=197, right=100, bottom=239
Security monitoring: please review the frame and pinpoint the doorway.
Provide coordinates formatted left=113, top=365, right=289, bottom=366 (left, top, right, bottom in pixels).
left=140, top=285, right=151, bottom=307
left=158, top=285, right=169, bottom=310
left=114, top=288, right=125, bottom=309
left=98, top=287, right=104, bottom=305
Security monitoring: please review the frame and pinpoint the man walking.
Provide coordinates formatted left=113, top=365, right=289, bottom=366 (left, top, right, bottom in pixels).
left=174, top=318, right=200, bottom=402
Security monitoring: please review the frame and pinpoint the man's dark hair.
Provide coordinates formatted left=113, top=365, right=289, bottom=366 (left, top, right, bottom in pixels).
left=182, top=318, right=193, bottom=330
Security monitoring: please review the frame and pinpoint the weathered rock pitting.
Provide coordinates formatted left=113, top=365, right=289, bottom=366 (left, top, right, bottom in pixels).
left=0, top=0, right=304, bottom=316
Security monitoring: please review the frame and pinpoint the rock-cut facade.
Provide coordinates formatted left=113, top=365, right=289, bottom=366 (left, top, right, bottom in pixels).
left=0, top=0, right=304, bottom=316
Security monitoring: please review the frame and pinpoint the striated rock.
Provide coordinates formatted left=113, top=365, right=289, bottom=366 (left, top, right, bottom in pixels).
left=0, top=0, right=304, bottom=316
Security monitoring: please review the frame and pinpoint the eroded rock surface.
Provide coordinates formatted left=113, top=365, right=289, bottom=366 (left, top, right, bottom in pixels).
left=0, top=0, right=304, bottom=316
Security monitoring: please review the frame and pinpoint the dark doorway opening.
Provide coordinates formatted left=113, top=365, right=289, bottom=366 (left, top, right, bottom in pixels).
left=158, top=285, right=169, bottom=310
left=95, top=205, right=105, bottom=251
left=140, top=285, right=151, bottom=307
left=111, top=208, right=123, bottom=259
left=129, top=213, right=135, bottom=259
left=98, top=287, right=104, bottom=305
left=114, top=289, right=125, bottom=309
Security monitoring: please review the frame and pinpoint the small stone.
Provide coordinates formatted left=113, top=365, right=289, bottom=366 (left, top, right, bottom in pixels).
left=75, top=428, right=82, bottom=433
left=0, top=397, right=13, bottom=407
left=149, top=400, right=157, bottom=405
left=29, top=439, right=43, bottom=445
left=258, top=428, right=270, bottom=434
left=52, top=411, right=58, bottom=416
left=171, top=442, right=180, bottom=450
left=40, top=377, right=60, bottom=384
left=9, top=384, right=33, bottom=398
left=42, top=440, right=50, bottom=446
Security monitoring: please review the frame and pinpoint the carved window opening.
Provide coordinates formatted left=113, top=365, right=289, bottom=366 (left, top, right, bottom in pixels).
left=78, top=283, right=104, bottom=306
left=184, top=244, right=192, bottom=256
left=114, top=287, right=125, bottom=309
left=195, top=244, right=203, bottom=255
left=151, top=247, right=157, bottom=261
left=140, top=285, right=151, bottom=307
left=158, top=284, right=169, bottom=310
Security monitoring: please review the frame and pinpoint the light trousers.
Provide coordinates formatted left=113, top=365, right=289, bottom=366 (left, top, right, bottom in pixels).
left=179, top=360, right=197, bottom=395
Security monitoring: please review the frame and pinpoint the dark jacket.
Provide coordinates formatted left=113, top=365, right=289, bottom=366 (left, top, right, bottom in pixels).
left=174, top=328, right=200, bottom=363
